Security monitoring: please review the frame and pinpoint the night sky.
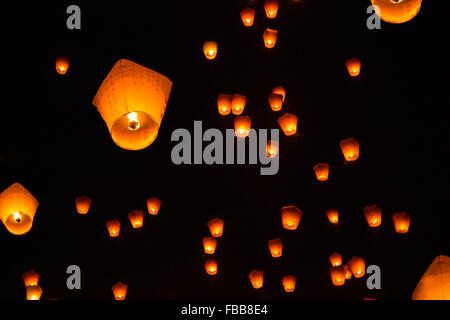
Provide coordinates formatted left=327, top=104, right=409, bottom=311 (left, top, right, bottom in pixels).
left=1, top=0, right=449, bottom=301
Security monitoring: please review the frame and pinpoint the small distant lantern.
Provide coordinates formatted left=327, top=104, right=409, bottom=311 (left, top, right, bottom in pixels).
left=240, top=8, right=256, bottom=27
left=277, top=113, right=298, bottom=136
left=330, top=266, right=346, bottom=286
left=313, top=163, right=330, bottom=182
left=268, top=93, right=283, bottom=111
left=0, top=183, right=39, bottom=235
left=205, top=259, right=218, bottom=275
left=128, top=210, right=144, bottom=229
left=75, top=195, right=92, bottom=214
left=263, top=28, right=278, bottom=48
left=106, top=219, right=121, bottom=237
left=207, top=218, right=224, bottom=238
left=329, top=253, right=343, bottom=267
left=272, top=86, right=286, bottom=101
left=392, top=211, right=411, bottom=234
left=231, top=94, right=247, bottom=115
left=26, top=285, right=43, bottom=300
left=217, top=94, right=232, bottom=116
left=147, top=197, right=162, bottom=215
left=343, top=265, right=352, bottom=280
left=371, top=0, right=422, bottom=24
left=281, top=205, right=303, bottom=230
left=266, top=140, right=279, bottom=158
left=112, top=282, right=128, bottom=300
left=268, top=238, right=283, bottom=258
left=346, top=58, right=361, bottom=77
left=326, top=208, right=339, bottom=224
left=281, top=275, right=296, bottom=293
left=203, top=237, right=218, bottom=254
left=264, top=0, right=279, bottom=19
left=364, top=205, right=382, bottom=227
left=249, top=270, right=264, bottom=289
left=23, top=271, right=39, bottom=287
left=340, top=137, right=360, bottom=162
left=348, top=256, right=365, bottom=278
left=55, top=56, right=69, bottom=75
left=203, top=41, right=218, bottom=60
left=234, top=115, right=251, bottom=138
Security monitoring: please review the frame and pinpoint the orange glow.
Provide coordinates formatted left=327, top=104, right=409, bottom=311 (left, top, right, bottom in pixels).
left=23, top=271, right=39, bottom=287
left=346, top=58, right=361, bottom=77
left=55, top=56, right=69, bottom=75
left=249, top=270, right=264, bottom=289
left=112, top=282, right=128, bottom=300
left=281, top=275, right=296, bottom=293
left=330, top=266, right=346, bottom=286
left=371, top=0, right=422, bottom=24
left=281, top=205, right=303, bottom=230
left=147, top=197, right=162, bottom=215
left=268, top=93, right=283, bottom=111
left=412, top=255, right=450, bottom=300
left=75, top=195, right=91, bottom=214
left=272, top=86, right=286, bottom=101
left=364, top=204, right=382, bottom=227
left=234, top=115, right=251, bottom=138
left=240, top=8, right=256, bottom=27
left=343, top=265, right=352, bottom=279
left=326, top=208, right=339, bottom=224
left=264, top=0, right=279, bottom=19
left=263, top=28, right=278, bottom=48
left=231, top=94, right=247, bottom=115
left=217, top=94, right=232, bottom=116
left=266, top=140, right=279, bottom=158
left=392, top=211, right=411, bottom=234
left=128, top=210, right=144, bottom=229
left=340, top=137, right=360, bottom=161
left=203, top=41, right=218, bottom=60
left=205, top=259, right=218, bottom=275
left=106, top=219, right=121, bottom=237
left=26, top=285, right=43, bottom=300
left=348, top=256, right=366, bottom=278
left=313, top=163, right=330, bottom=182
left=329, top=253, right=343, bottom=267
left=207, top=218, right=224, bottom=238
left=277, top=113, right=298, bottom=136
left=268, top=238, right=283, bottom=258
left=203, top=237, right=218, bottom=254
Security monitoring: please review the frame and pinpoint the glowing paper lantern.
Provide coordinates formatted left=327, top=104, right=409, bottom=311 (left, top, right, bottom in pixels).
left=277, top=113, right=298, bottom=136
left=207, top=218, right=224, bottom=238
left=281, top=275, right=296, bottom=293
left=329, top=253, right=342, bottom=267
left=231, top=94, right=247, bottom=115
left=263, top=28, right=278, bottom=48
left=205, top=259, right=218, bottom=275
left=203, top=41, right=218, bottom=60
left=343, top=265, right=352, bottom=279
left=128, top=210, right=144, bottom=229
left=112, top=282, right=128, bottom=300
left=348, top=256, right=365, bottom=278
left=23, top=271, right=39, bottom=287
left=371, top=0, right=422, bottom=24
left=75, top=195, right=91, bottom=214
left=340, top=137, right=360, bottom=161
left=234, top=115, right=251, bottom=138
left=392, top=211, right=411, bottom=234
left=313, top=163, right=330, bottom=182
left=217, top=94, right=232, bottom=116
left=326, top=208, right=339, bottom=224
left=346, top=58, right=361, bottom=77
left=26, top=285, right=43, bottom=300
left=266, top=140, right=279, bottom=158
left=272, top=86, right=286, bottom=101
left=0, top=183, right=39, bottom=235
left=240, top=8, right=256, bottom=27
left=92, top=59, right=173, bottom=151
left=268, top=238, right=283, bottom=258
left=330, top=266, right=346, bottom=286
left=249, top=270, right=264, bottom=289
left=264, top=0, right=279, bottom=19
left=106, top=219, right=121, bottom=237
left=412, top=255, right=450, bottom=300
left=268, top=93, right=283, bottom=111
left=55, top=56, right=69, bottom=75
left=281, top=205, right=303, bottom=230
left=147, top=197, right=162, bottom=215
left=364, top=205, right=382, bottom=227
left=203, top=237, right=217, bottom=254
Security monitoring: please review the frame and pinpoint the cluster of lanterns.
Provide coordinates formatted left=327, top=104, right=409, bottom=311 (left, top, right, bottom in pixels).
left=328, top=253, right=366, bottom=287
left=23, top=271, right=42, bottom=300
left=202, top=218, right=224, bottom=276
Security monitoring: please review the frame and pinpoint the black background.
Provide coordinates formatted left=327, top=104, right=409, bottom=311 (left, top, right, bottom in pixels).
left=1, top=0, right=449, bottom=300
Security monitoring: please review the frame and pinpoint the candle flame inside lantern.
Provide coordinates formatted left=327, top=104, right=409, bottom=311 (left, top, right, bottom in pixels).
left=126, top=112, right=140, bottom=131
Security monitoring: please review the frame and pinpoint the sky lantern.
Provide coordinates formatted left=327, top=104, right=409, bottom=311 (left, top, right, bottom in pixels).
left=112, top=282, right=128, bottom=300
left=263, top=28, right=278, bottom=48
left=340, top=137, right=360, bottom=161
left=128, top=210, right=144, bottom=229
left=348, top=257, right=366, bottom=278
left=268, top=93, right=283, bottom=111
left=55, top=56, right=69, bottom=75
left=217, top=94, right=232, bottom=116
left=326, top=208, right=339, bottom=224
left=234, top=115, right=251, bottom=138
left=371, top=0, right=422, bottom=24
left=266, top=140, right=279, bottom=158
left=147, top=197, right=162, bottom=215
left=203, top=41, right=218, bottom=60
left=207, top=218, right=224, bottom=238
left=364, top=205, right=382, bottom=227
left=281, top=275, right=296, bottom=293
left=205, top=259, right=218, bottom=276
left=412, top=255, right=450, bottom=300
left=75, top=195, right=91, bottom=214
left=92, top=59, right=173, bottom=151
left=23, top=271, right=39, bottom=287
left=240, top=8, right=255, bottom=27
left=106, top=219, right=121, bottom=237
left=343, top=265, right=352, bottom=279
left=313, top=163, right=330, bottom=182
left=249, top=270, right=264, bottom=289
left=231, top=94, right=247, bottom=115
left=264, top=0, right=279, bottom=19
left=26, top=285, right=43, bottom=300
left=277, top=113, right=298, bottom=136
left=330, top=266, right=346, bottom=286
left=281, top=205, right=303, bottom=230
left=268, top=238, right=283, bottom=258
left=329, top=253, right=343, bottom=267
left=272, top=86, right=286, bottom=101
left=203, top=237, right=217, bottom=254
left=0, top=183, right=39, bottom=236
left=346, top=58, right=361, bottom=77
left=392, top=211, right=411, bottom=234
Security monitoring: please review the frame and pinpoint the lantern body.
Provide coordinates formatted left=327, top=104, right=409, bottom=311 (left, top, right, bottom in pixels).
left=26, top=285, right=43, bottom=300
left=0, top=183, right=39, bottom=235
left=268, top=93, right=283, bottom=111
left=75, top=195, right=91, bottom=214
left=240, top=8, right=256, bottom=27
left=313, top=163, right=330, bottom=182
left=346, top=58, right=361, bottom=77
left=348, top=257, right=366, bottom=278
left=207, top=218, right=224, bottom=237
left=412, top=255, right=450, bottom=300
left=106, top=219, right=121, bottom=237
left=281, top=205, right=303, bottom=230
left=329, top=253, right=342, bottom=267
left=264, top=0, right=279, bottom=19
left=263, top=28, right=278, bottom=48
left=371, top=0, right=422, bottom=24
left=364, top=205, right=382, bottom=227
left=147, top=197, right=162, bottom=215
left=266, top=140, right=279, bottom=158
left=55, top=56, right=69, bottom=75
left=231, top=94, right=247, bottom=115
left=340, top=137, right=360, bottom=161
left=23, top=271, right=39, bottom=287
left=234, top=115, right=251, bottom=138
left=326, top=208, right=339, bottom=224
left=277, top=113, right=298, bottom=136
left=330, top=266, right=346, bottom=286
left=203, top=237, right=218, bottom=254
left=128, top=210, right=144, bottom=229
left=282, top=275, right=296, bottom=293
left=112, top=282, right=128, bottom=300
left=272, top=86, right=286, bottom=101
left=392, top=211, right=411, bottom=234
left=92, top=59, right=173, bottom=151
left=217, top=94, right=232, bottom=116
left=203, top=41, right=218, bottom=60
left=343, top=265, right=352, bottom=279
left=268, top=238, right=283, bottom=258
left=249, top=270, right=264, bottom=289
left=205, top=259, right=218, bottom=275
